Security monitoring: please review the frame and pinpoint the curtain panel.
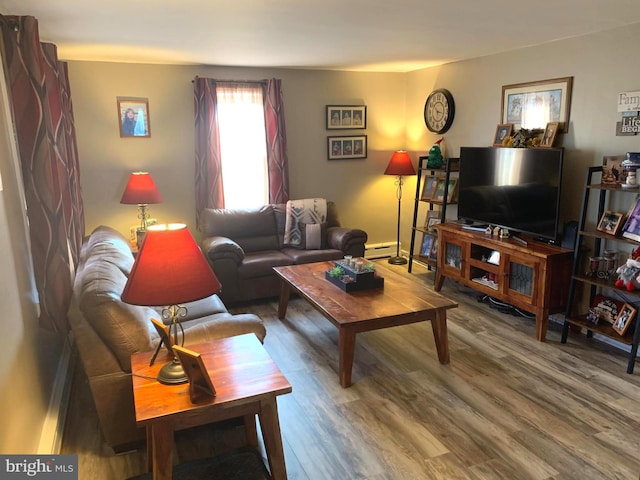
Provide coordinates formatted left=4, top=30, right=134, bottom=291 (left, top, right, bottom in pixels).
left=0, top=15, right=84, bottom=333
left=193, top=77, right=289, bottom=229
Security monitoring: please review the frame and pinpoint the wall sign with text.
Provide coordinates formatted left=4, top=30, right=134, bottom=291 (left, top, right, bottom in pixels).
left=616, top=90, right=640, bottom=136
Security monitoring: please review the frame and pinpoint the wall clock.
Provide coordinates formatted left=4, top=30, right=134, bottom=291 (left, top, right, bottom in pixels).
left=424, top=88, right=455, bottom=134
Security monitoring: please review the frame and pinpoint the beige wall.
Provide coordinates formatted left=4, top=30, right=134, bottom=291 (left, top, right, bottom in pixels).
left=68, top=62, right=408, bottom=246
left=70, top=23, right=640, bottom=254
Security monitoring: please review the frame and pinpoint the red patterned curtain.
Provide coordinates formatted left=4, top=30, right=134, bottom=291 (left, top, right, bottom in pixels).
left=193, top=77, right=289, bottom=229
left=194, top=77, right=224, bottom=229
left=263, top=78, right=290, bottom=204
left=0, top=15, right=84, bottom=333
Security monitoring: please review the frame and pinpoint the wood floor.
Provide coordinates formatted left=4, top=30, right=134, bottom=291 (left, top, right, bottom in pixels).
left=61, top=262, right=640, bottom=480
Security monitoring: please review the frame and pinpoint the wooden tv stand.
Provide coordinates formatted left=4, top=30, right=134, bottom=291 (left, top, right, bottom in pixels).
left=434, top=223, right=573, bottom=341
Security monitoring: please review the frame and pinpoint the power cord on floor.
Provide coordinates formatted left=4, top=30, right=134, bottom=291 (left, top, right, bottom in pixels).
left=477, top=294, right=535, bottom=319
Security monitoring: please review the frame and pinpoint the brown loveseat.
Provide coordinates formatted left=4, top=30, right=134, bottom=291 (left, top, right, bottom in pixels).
left=68, top=226, right=266, bottom=453
left=200, top=202, right=367, bottom=304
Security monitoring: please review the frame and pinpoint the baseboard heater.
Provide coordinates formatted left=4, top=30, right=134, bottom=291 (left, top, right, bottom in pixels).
left=364, top=242, right=398, bottom=259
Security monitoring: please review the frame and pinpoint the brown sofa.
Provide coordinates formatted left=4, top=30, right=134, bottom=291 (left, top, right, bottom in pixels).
left=200, top=202, right=367, bottom=304
left=68, top=225, right=266, bottom=453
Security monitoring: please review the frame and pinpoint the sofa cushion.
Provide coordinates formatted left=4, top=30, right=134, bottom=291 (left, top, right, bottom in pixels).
left=81, top=225, right=135, bottom=275
left=300, top=222, right=327, bottom=250
left=201, top=206, right=279, bottom=253
left=281, top=247, right=344, bottom=265
left=78, top=260, right=156, bottom=371
left=238, top=251, right=292, bottom=279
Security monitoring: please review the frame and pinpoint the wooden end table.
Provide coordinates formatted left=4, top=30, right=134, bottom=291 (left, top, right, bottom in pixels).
left=131, top=334, right=292, bottom=480
left=274, top=260, right=458, bottom=388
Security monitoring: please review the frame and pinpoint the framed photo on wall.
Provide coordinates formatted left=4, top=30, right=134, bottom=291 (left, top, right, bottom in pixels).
left=501, top=77, right=573, bottom=133
left=327, top=135, right=367, bottom=160
left=326, top=105, right=367, bottom=130
left=117, top=97, right=151, bottom=137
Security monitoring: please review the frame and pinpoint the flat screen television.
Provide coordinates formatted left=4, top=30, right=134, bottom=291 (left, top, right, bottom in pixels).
left=457, top=146, right=564, bottom=242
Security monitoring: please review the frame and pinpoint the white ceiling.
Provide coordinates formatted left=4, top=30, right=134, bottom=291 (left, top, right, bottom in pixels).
left=2, top=0, right=640, bottom=72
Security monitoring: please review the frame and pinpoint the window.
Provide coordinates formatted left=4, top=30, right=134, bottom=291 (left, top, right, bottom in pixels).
left=216, top=83, right=268, bottom=209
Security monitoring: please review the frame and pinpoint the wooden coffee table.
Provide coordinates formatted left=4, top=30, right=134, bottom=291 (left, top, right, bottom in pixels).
left=273, top=260, right=458, bottom=387
left=131, top=334, right=291, bottom=480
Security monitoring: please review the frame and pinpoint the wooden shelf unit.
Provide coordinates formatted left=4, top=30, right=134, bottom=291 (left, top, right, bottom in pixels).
left=434, top=222, right=573, bottom=341
left=408, top=156, right=459, bottom=273
left=562, top=166, right=640, bottom=373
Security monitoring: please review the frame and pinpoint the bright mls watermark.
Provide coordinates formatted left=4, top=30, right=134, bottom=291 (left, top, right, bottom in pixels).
left=0, top=455, right=77, bottom=479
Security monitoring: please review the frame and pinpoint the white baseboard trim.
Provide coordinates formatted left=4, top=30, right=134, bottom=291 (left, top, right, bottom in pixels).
left=37, top=334, right=75, bottom=454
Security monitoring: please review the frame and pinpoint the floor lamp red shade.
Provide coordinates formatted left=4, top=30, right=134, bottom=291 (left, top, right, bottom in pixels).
left=121, top=223, right=222, bottom=384
left=384, top=151, right=416, bottom=265
left=120, top=171, right=163, bottom=231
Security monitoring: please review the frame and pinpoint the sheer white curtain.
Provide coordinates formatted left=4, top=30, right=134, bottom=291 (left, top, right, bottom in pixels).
left=216, top=83, right=269, bottom=209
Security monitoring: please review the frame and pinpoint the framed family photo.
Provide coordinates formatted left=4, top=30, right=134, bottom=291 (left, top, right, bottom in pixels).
left=501, top=77, right=573, bottom=133
left=117, top=97, right=151, bottom=137
left=493, top=124, right=513, bottom=146
left=433, top=178, right=458, bottom=203
left=540, top=122, right=560, bottom=147
left=596, top=210, right=624, bottom=235
left=420, top=233, right=435, bottom=256
left=421, top=175, right=439, bottom=200
left=327, top=135, right=367, bottom=160
left=326, top=105, right=367, bottom=130
left=613, top=303, right=636, bottom=336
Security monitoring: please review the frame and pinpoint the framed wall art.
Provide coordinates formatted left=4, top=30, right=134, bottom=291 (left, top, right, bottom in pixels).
left=326, top=105, right=366, bottom=130
left=501, top=77, right=573, bottom=133
left=327, top=135, right=367, bottom=160
left=117, top=97, right=151, bottom=137
left=493, top=123, right=513, bottom=146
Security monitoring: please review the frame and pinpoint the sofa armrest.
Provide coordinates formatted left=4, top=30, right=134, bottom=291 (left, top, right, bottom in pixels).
left=183, top=313, right=267, bottom=344
left=202, top=236, right=245, bottom=264
left=327, top=226, right=368, bottom=257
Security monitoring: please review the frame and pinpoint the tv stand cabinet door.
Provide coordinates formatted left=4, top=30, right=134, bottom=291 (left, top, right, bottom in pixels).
left=503, top=253, right=539, bottom=305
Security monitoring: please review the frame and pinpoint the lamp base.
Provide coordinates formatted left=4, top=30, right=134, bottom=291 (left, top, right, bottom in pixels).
left=157, top=359, right=188, bottom=385
left=388, top=256, right=408, bottom=265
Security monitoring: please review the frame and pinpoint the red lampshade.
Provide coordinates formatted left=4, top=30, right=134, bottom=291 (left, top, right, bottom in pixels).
left=121, top=224, right=221, bottom=306
left=384, top=150, right=416, bottom=176
left=120, top=171, right=163, bottom=205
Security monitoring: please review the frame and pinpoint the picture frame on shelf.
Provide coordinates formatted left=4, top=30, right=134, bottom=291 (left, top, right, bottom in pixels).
left=622, top=195, right=640, bottom=242
left=596, top=210, right=624, bottom=235
left=613, top=303, right=636, bottom=336
left=326, top=105, right=367, bottom=130
left=433, top=178, right=458, bottom=203
left=429, top=237, right=439, bottom=260
left=425, top=210, right=441, bottom=231
left=602, top=155, right=626, bottom=185
left=117, top=97, right=150, bottom=137
left=420, top=233, right=435, bottom=256
left=540, top=122, right=560, bottom=147
left=590, top=294, right=624, bottom=325
left=421, top=176, right=439, bottom=200
left=493, top=123, right=513, bottom=146
left=501, top=77, right=573, bottom=133
left=327, top=135, right=367, bottom=160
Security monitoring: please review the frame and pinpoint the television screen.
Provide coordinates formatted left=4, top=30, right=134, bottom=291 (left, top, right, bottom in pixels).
left=458, top=146, right=564, bottom=241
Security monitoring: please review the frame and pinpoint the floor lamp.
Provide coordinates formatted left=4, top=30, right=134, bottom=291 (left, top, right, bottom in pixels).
left=384, top=151, right=416, bottom=265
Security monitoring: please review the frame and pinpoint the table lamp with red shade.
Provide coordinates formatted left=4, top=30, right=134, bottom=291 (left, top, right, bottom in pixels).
left=120, top=171, right=162, bottom=247
left=121, top=223, right=222, bottom=384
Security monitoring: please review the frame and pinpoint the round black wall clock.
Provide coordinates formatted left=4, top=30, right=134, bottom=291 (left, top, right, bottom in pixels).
left=424, top=88, right=455, bottom=134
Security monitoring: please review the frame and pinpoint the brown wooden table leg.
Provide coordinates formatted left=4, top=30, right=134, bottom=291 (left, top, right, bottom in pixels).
left=258, top=398, right=288, bottom=480
left=338, top=327, right=357, bottom=388
left=244, top=414, right=259, bottom=447
left=277, top=281, right=291, bottom=319
left=150, top=422, right=173, bottom=480
left=430, top=310, right=450, bottom=365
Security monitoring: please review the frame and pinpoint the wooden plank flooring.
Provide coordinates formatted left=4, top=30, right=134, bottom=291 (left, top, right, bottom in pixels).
left=61, top=262, right=640, bottom=480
